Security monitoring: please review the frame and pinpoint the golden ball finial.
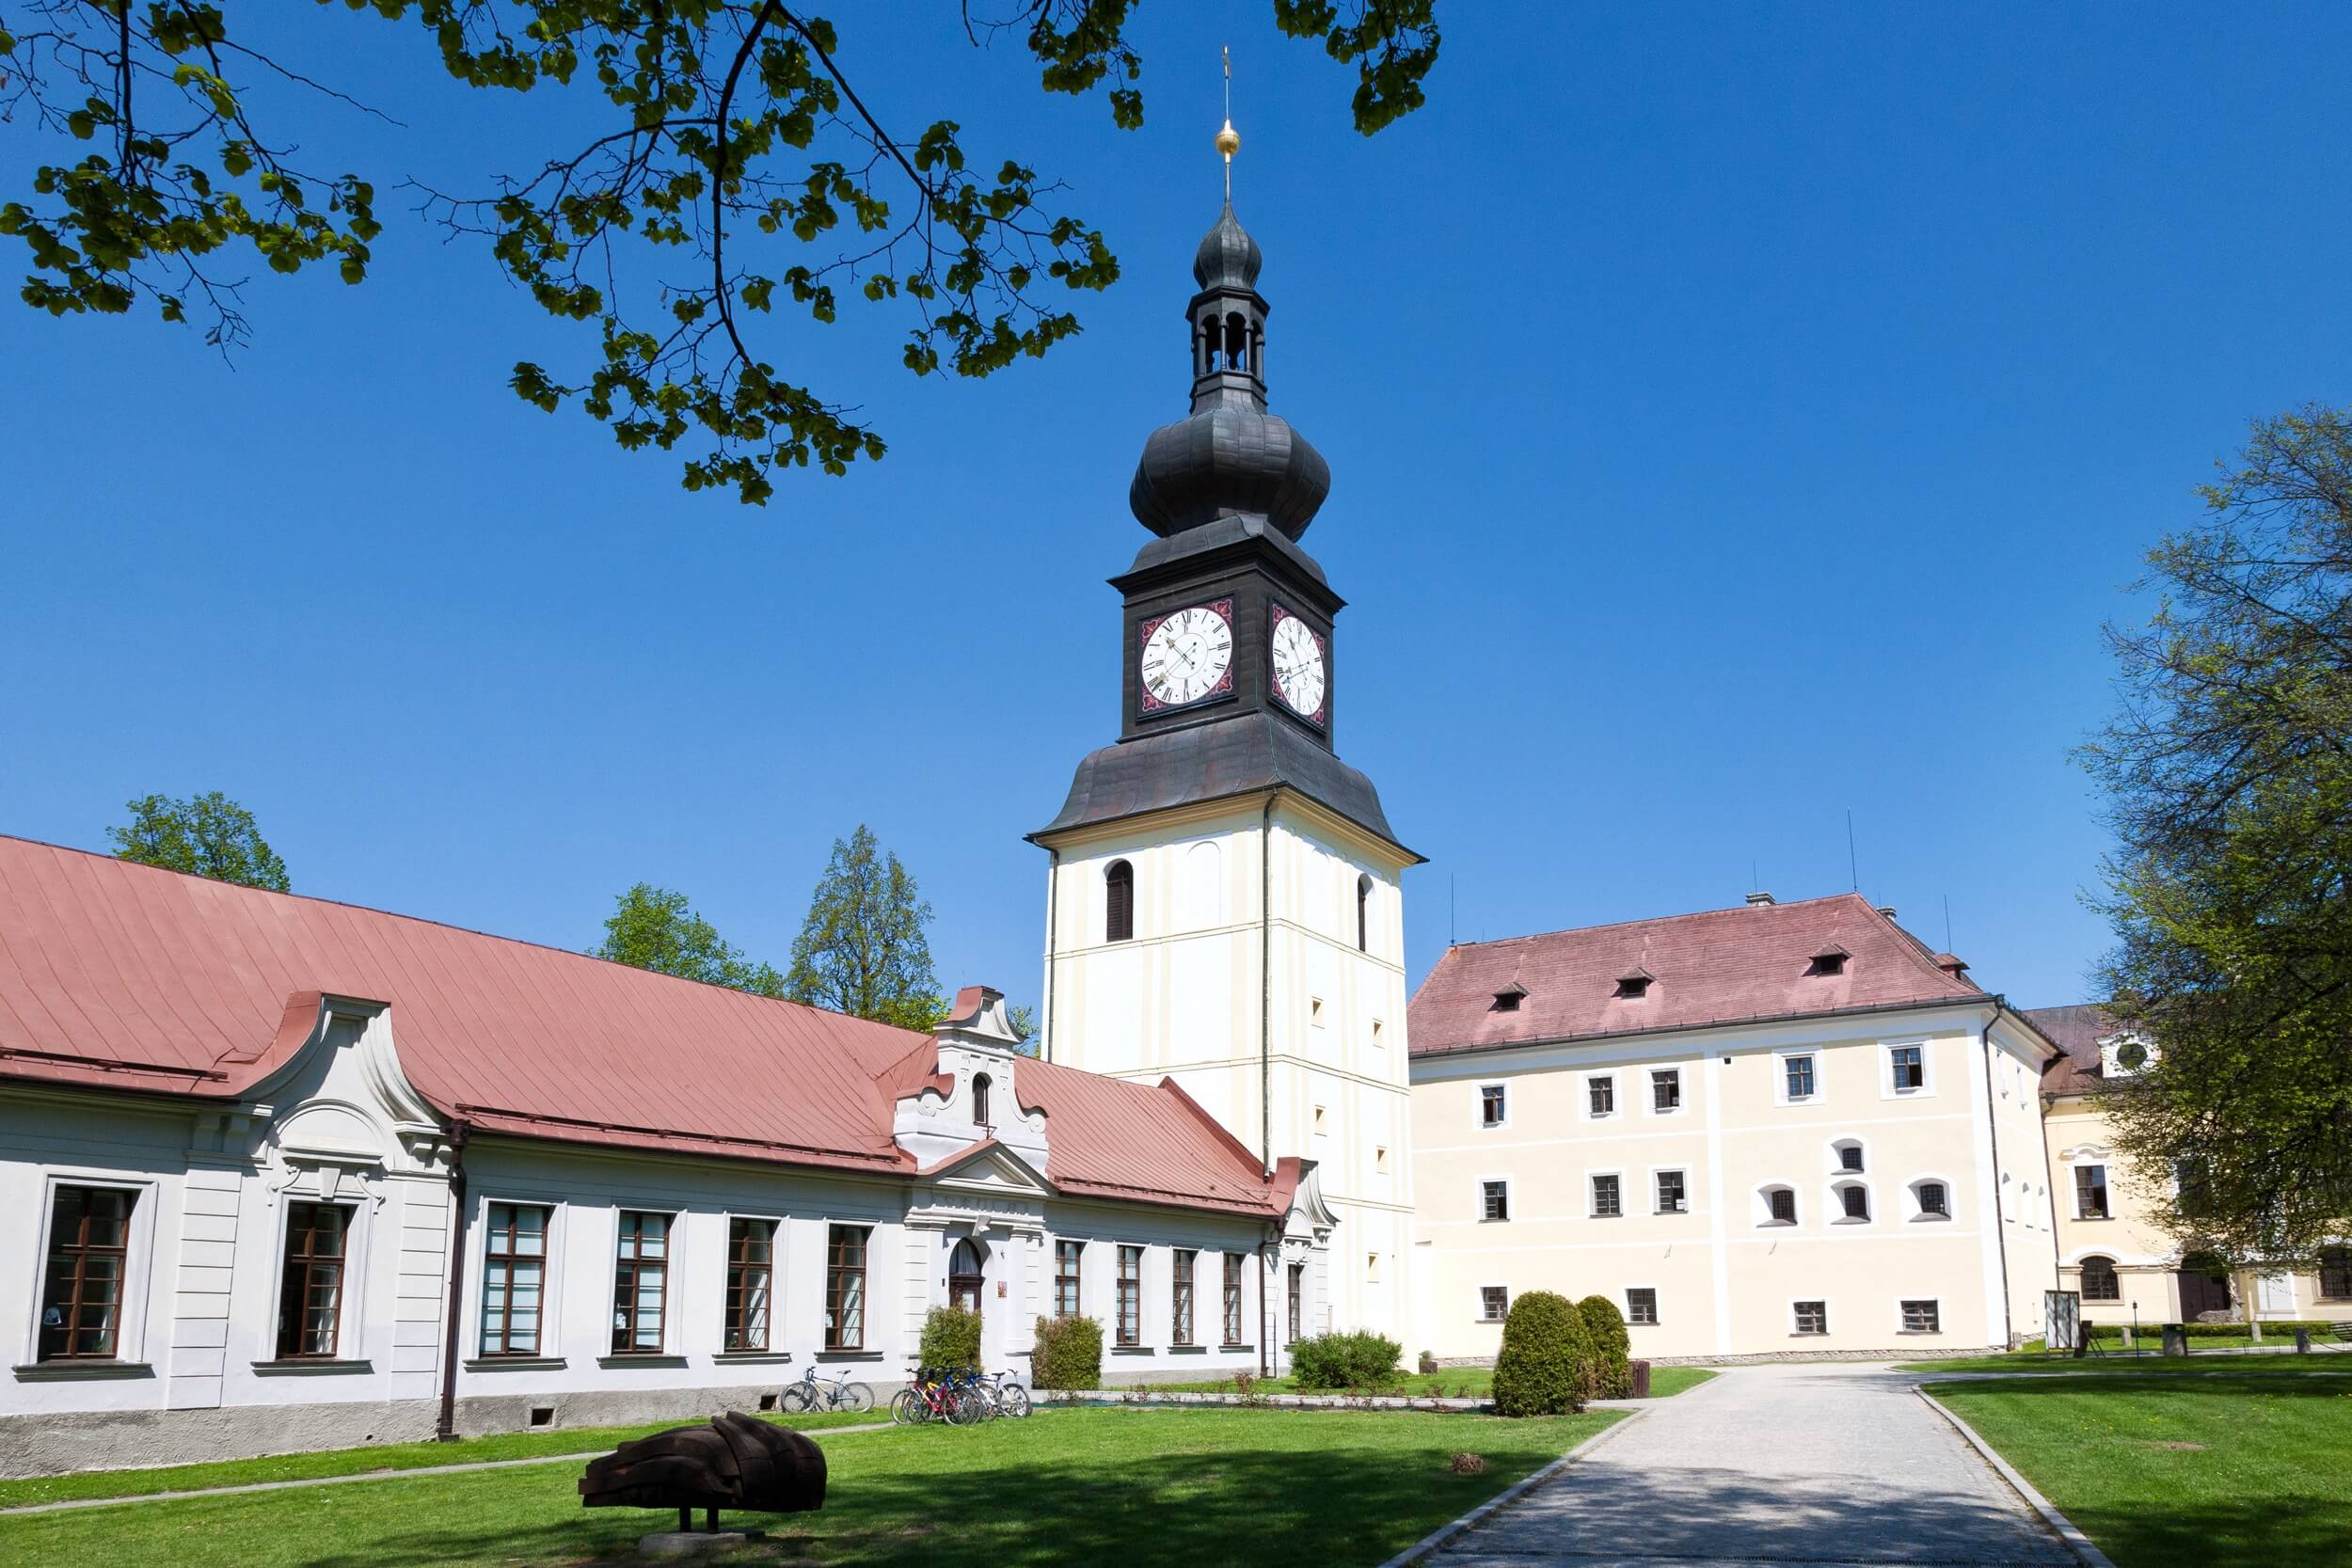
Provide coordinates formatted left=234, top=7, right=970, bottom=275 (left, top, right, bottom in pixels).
left=1216, top=120, right=1241, bottom=159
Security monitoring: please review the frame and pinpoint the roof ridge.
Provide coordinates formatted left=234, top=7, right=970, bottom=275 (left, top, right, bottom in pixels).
left=0, top=832, right=915, bottom=1035
left=1423, top=890, right=1879, bottom=959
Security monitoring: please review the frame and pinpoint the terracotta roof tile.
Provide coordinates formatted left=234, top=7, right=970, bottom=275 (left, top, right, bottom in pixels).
left=2025, top=1003, right=2123, bottom=1094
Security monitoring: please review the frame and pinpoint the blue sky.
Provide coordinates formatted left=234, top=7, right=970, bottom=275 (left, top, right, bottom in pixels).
left=5, top=5, right=2348, bottom=1015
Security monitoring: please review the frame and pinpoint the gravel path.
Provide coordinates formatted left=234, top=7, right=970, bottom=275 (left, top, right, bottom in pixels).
left=1438, top=1363, right=2073, bottom=1567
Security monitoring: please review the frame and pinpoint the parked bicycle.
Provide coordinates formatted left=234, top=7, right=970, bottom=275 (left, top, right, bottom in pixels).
left=973, top=1369, right=1032, bottom=1418
left=891, top=1365, right=987, bottom=1425
left=778, top=1364, right=875, bottom=1415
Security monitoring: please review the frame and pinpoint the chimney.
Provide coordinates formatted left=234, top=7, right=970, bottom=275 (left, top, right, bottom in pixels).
left=1745, top=891, right=1776, bottom=908
left=1876, top=905, right=1898, bottom=920
left=1935, top=953, right=1969, bottom=980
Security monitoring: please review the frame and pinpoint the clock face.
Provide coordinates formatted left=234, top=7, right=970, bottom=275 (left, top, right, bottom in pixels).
left=1270, top=606, right=1327, bottom=723
left=1139, top=601, right=1235, bottom=710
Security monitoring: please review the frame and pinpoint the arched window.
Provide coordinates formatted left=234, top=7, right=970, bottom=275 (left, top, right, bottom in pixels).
left=948, top=1238, right=986, bottom=1318
left=1104, top=860, right=1134, bottom=942
left=1225, top=311, right=1249, bottom=372
left=1832, top=1180, right=1871, bottom=1223
left=2079, top=1255, right=2121, bottom=1302
left=1356, top=874, right=1373, bottom=953
left=971, top=1073, right=992, bottom=1128
left=1759, top=1185, right=1797, bottom=1226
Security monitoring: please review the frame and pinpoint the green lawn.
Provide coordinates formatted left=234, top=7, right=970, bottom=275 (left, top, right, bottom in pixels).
left=0, top=1409, right=880, bottom=1510
left=1901, top=1351, right=2352, bottom=1377
left=0, top=1406, right=1622, bottom=1568
left=1928, top=1371, right=2352, bottom=1568
left=1146, top=1365, right=1715, bottom=1400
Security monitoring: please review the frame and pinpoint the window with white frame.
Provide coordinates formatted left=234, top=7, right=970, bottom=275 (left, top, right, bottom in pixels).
left=1481, top=1180, right=1510, bottom=1222
left=481, top=1202, right=551, bottom=1356
left=39, top=1184, right=138, bottom=1362
left=1650, top=1069, right=1682, bottom=1113
left=1479, top=1085, right=1507, bottom=1128
left=1590, top=1173, right=1622, bottom=1218
left=1479, top=1286, right=1508, bottom=1323
left=1835, top=1139, right=1866, bottom=1173
left=724, top=1218, right=774, bottom=1352
left=1626, top=1287, right=1660, bottom=1325
left=1911, top=1179, right=1952, bottom=1221
left=611, top=1211, right=672, bottom=1354
left=1763, top=1186, right=1797, bottom=1226
left=1783, top=1053, right=1816, bottom=1101
left=275, top=1201, right=352, bottom=1359
left=1834, top=1181, right=1871, bottom=1223
left=2074, top=1164, right=2109, bottom=1219
left=1793, top=1299, right=1828, bottom=1336
left=1654, top=1169, right=1688, bottom=1214
left=1899, top=1298, right=1941, bottom=1334
left=1587, top=1074, right=1615, bottom=1117
left=1887, top=1044, right=1927, bottom=1093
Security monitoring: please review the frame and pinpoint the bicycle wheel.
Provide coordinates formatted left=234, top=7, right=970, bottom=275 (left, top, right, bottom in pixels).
left=836, top=1381, right=874, bottom=1414
left=889, top=1387, right=922, bottom=1425
left=779, top=1382, right=816, bottom=1414
left=946, top=1387, right=984, bottom=1426
left=999, top=1383, right=1031, bottom=1418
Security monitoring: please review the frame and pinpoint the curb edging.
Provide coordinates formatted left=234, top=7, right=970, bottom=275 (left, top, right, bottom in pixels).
left=1913, top=1386, right=2119, bottom=1568
left=1370, top=1404, right=1652, bottom=1568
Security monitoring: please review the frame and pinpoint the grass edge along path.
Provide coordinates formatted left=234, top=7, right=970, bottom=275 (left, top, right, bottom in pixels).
left=1898, top=1351, right=2352, bottom=1376
left=0, top=1406, right=1629, bottom=1568
left=0, top=1408, right=880, bottom=1511
left=1922, top=1370, right=2352, bottom=1568
left=1148, top=1365, right=1715, bottom=1400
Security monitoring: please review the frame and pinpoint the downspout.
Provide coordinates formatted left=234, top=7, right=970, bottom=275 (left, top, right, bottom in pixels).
left=2034, top=1067, right=2066, bottom=1309
left=1041, top=847, right=1061, bottom=1065
left=1260, top=790, right=1278, bottom=1179
left=1979, top=1007, right=2014, bottom=1350
left=1259, top=1229, right=1274, bottom=1379
left=435, top=1120, right=470, bottom=1442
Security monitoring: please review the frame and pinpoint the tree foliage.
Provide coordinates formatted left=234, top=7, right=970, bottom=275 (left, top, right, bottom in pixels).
left=593, top=880, right=785, bottom=996
left=2081, top=404, right=2352, bottom=1264
left=917, top=1304, right=981, bottom=1370
left=106, top=789, right=290, bottom=890
left=786, top=822, right=940, bottom=1029
left=1489, top=1289, right=1594, bottom=1418
left=1575, top=1292, right=1631, bottom=1400
left=0, top=3, right=1439, bottom=505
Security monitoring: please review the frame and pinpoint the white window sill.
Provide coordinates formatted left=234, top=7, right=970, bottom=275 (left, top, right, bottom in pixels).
left=1109, top=1345, right=1156, bottom=1356
left=13, top=1360, right=154, bottom=1382
left=712, top=1350, right=795, bottom=1364
left=597, top=1354, right=690, bottom=1369
left=817, top=1349, right=883, bottom=1362
left=464, top=1355, right=567, bottom=1371
left=251, top=1358, right=373, bottom=1376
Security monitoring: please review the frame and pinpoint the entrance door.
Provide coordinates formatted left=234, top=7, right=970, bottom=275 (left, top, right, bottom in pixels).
left=948, top=1238, right=986, bottom=1320
left=2176, top=1266, right=2233, bottom=1319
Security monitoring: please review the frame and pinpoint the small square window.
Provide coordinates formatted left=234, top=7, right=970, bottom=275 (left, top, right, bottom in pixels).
left=1587, top=1076, right=1614, bottom=1117
left=1901, top=1299, right=1940, bottom=1334
left=1917, top=1181, right=1949, bottom=1218
left=1311, top=997, right=1325, bottom=1023
left=1785, top=1055, right=1815, bottom=1100
left=1372, top=1020, right=1385, bottom=1049
left=1591, top=1174, right=1622, bottom=1218
left=1768, top=1188, right=1797, bottom=1225
left=1480, top=1286, right=1508, bottom=1323
left=1367, top=1252, right=1382, bottom=1285
left=1655, top=1170, right=1687, bottom=1214
left=1626, top=1288, right=1659, bottom=1325
left=1375, top=1146, right=1390, bottom=1174
left=1651, top=1069, right=1681, bottom=1113
left=1838, top=1184, right=1870, bottom=1222
left=1890, top=1046, right=1925, bottom=1092
left=1480, top=1085, right=1506, bottom=1128
left=1481, top=1180, right=1510, bottom=1223
left=1794, top=1300, right=1828, bottom=1336
left=1838, top=1144, right=1865, bottom=1173
left=1313, top=1104, right=1327, bottom=1136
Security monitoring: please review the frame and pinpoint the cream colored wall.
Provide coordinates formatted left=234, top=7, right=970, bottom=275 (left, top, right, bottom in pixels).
left=1038, top=794, right=1416, bottom=1343
left=2042, top=1097, right=2188, bottom=1323
left=1412, top=1006, right=2051, bottom=1360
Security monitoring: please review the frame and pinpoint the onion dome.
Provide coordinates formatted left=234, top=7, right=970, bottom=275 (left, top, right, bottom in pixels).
left=1128, top=200, right=1330, bottom=541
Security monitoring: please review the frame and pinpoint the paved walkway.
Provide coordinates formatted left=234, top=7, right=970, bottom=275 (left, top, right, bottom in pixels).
left=1438, top=1363, right=2072, bottom=1567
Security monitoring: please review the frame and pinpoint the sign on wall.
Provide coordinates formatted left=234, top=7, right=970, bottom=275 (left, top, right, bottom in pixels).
left=2044, top=1290, right=2082, bottom=1351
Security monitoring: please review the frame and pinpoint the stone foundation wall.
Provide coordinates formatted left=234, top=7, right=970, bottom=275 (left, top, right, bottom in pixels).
left=1436, top=1343, right=2010, bottom=1370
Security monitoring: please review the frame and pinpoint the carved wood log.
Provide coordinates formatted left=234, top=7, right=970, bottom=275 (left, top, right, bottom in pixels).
left=580, top=1412, right=827, bottom=1527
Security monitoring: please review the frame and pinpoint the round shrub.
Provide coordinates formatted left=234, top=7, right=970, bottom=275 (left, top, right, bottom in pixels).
left=1290, top=1329, right=1404, bottom=1391
left=1577, top=1294, right=1632, bottom=1399
left=919, top=1305, right=982, bottom=1371
left=1030, top=1314, right=1104, bottom=1391
left=1491, top=1290, right=1597, bottom=1417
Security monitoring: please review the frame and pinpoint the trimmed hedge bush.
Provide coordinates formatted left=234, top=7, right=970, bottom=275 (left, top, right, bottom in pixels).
left=1578, top=1294, right=1633, bottom=1398
left=1031, top=1314, right=1104, bottom=1390
left=2080, top=1319, right=2342, bottom=1341
left=919, top=1305, right=982, bottom=1370
left=1491, top=1290, right=1597, bottom=1417
left=1290, top=1329, right=1403, bottom=1390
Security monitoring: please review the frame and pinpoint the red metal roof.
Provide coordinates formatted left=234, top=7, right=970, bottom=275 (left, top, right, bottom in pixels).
left=1409, top=893, right=1991, bottom=1057
left=2025, top=1003, right=2121, bottom=1094
left=0, top=836, right=1280, bottom=1216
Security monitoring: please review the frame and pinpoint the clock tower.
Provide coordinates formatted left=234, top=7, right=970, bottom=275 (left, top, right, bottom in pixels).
left=1029, top=156, right=1421, bottom=1350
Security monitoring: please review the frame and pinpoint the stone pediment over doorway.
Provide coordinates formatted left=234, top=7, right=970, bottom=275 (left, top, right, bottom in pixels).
left=915, top=1139, right=1055, bottom=1200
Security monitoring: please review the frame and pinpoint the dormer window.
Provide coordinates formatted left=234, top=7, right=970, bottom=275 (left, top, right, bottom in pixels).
left=1806, top=944, right=1850, bottom=977
left=971, top=1073, right=992, bottom=1128
left=1490, top=982, right=1526, bottom=1013
left=1614, top=968, right=1654, bottom=1000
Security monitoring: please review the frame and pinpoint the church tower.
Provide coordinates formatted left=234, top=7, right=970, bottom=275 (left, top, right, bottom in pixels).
left=1030, top=135, right=1420, bottom=1346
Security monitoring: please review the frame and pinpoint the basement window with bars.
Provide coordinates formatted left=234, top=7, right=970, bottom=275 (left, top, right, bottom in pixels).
left=1900, top=1299, right=1941, bottom=1334
left=1793, top=1300, right=1829, bottom=1336
left=1480, top=1286, right=1508, bottom=1323
left=1626, top=1288, right=1660, bottom=1326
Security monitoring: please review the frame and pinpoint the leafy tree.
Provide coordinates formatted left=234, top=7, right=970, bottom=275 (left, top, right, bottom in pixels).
left=1008, top=1003, right=1039, bottom=1057
left=0, top=3, right=1439, bottom=506
left=106, top=790, right=289, bottom=891
left=786, top=823, right=941, bottom=1029
left=2081, top=404, right=2352, bottom=1265
left=1489, top=1289, right=1595, bottom=1417
left=594, top=881, right=785, bottom=997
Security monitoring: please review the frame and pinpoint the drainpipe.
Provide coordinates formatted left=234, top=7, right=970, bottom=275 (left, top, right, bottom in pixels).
left=1258, top=1230, right=1274, bottom=1380
left=435, top=1121, right=470, bottom=1442
left=2034, top=1067, right=2066, bottom=1310
left=1041, top=847, right=1061, bottom=1065
left=1979, top=1008, right=2014, bottom=1349
left=1260, top=790, right=1278, bottom=1179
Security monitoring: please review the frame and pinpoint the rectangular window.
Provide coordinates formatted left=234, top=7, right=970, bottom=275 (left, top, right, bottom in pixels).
left=1626, top=1288, right=1659, bottom=1325
left=1839, top=1145, right=1865, bottom=1173
left=1588, top=1076, right=1614, bottom=1116
left=1591, top=1173, right=1622, bottom=1218
left=1287, top=1263, right=1304, bottom=1341
left=1655, top=1170, right=1687, bottom=1213
left=1794, top=1300, right=1828, bottom=1336
left=40, top=1185, right=135, bottom=1361
left=1480, top=1085, right=1506, bottom=1127
left=481, top=1202, right=550, bottom=1357
left=1901, top=1298, right=1941, bottom=1334
left=825, top=1224, right=868, bottom=1351
left=2322, top=1248, right=2352, bottom=1302
left=1785, top=1054, right=1816, bottom=1100
left=275, top=1202, right=349, bottom=1359
left=2074, top=1164, right=2109, bottom=1219
left=724, top=1218, right=774, bottom=1353
left=1839, top=1185, right=1870, bottom=1221
left=1055, top=1239, right=1083, bottom=1319
left=1917, top=1181, right=1949, bottom=1217
left=1651, top=1069, right=1681, bottom=1112
left=1890, top=1046, right=1925, bottom=1092
left=1116, top=1244, right=1143, bottom=1347
left=1480, top=1286, right=1508, bottom=1323
left=1481, top=1180, right=1510, bottom=1222
left=1222, top=1255, right=1246, bottom=1344
left=1171, top=1250, right=1196, bottom=1346
left=1769, top=1188, right=1797, bottom=1225
left=611, top=1212, right=671, bottom=1354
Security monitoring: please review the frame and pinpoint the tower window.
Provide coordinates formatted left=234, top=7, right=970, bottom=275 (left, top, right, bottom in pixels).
left=1357, top=874, right=1373, bottom=953
left=1104, top=860, right=1134, bottom=943
left=1225, top=311, right=1248, bottom=372
left=971, top=1073, right=992, bottom=1128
